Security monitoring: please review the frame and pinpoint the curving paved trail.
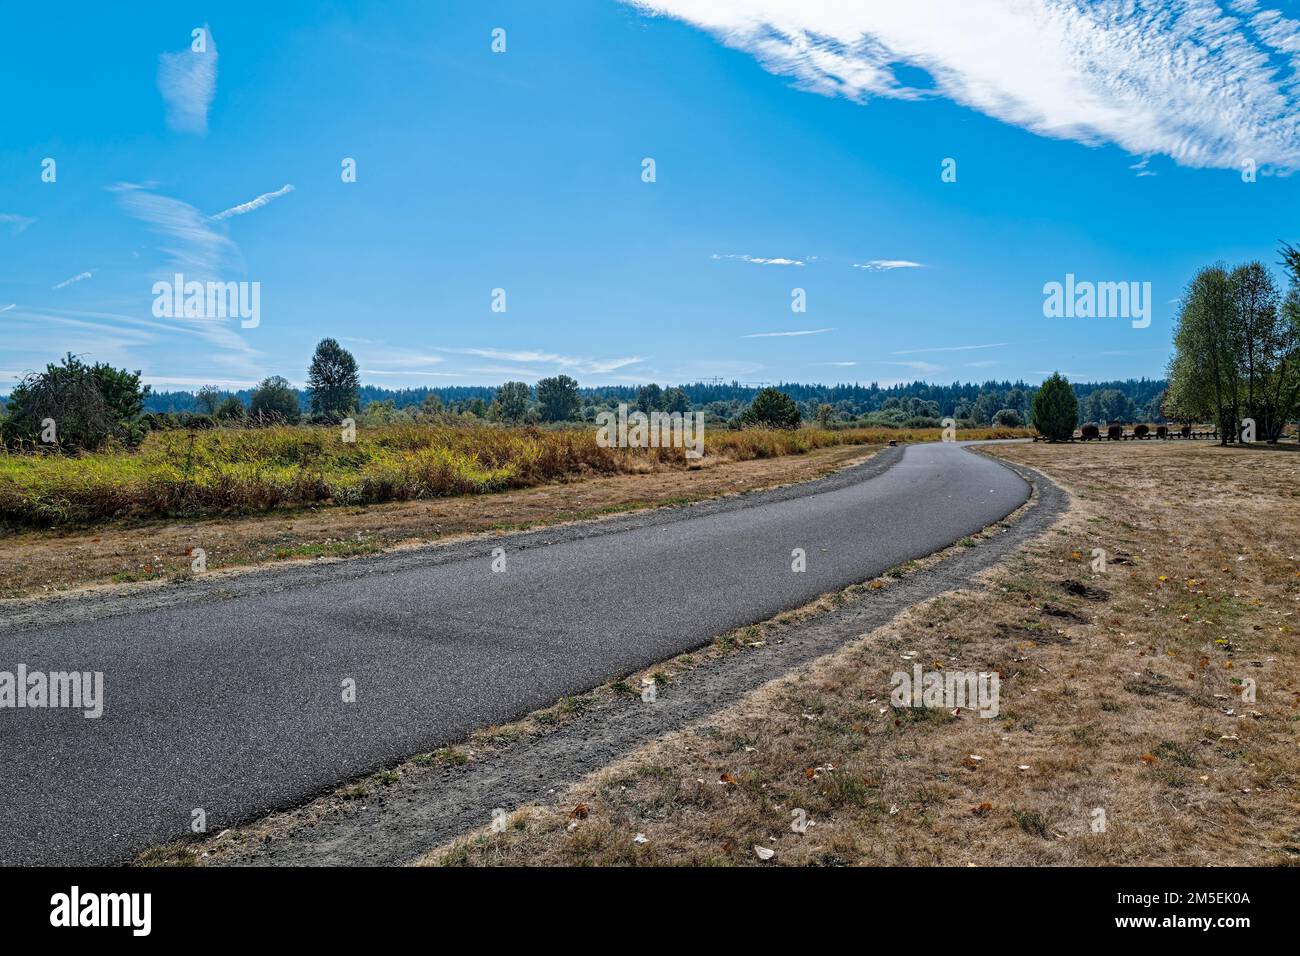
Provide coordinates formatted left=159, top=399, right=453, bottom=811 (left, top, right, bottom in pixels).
left=0, top=441, right=1029, bottom=864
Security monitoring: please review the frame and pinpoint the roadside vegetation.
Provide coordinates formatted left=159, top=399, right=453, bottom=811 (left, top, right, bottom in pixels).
left=0, top=421, right=1030, bottom=528
left=0, top=338, right=1037, bottom=529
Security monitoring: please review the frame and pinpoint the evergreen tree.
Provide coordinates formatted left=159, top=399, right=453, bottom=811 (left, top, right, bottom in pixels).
left=306, top=338, right=360, bottom=417
left=1031, top=372, right=1078, bottom=441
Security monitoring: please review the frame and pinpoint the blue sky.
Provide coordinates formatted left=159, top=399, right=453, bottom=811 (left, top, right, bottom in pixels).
left=3, top=0, right=1299, bottom=391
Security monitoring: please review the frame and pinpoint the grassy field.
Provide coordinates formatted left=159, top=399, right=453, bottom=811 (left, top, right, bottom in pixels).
left=417, top=441, right=1300, bottom=866
left=0, top=422, right=1029, bottom=528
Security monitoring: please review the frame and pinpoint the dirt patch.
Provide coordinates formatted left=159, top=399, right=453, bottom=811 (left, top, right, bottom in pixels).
left=0, top=443, right=875, bottom=599
left=1060, top=579, right=1110, bottom=601
left=995, top=621, right=1074, bottom=645
left=1041, top=604, right=1087, bottom=623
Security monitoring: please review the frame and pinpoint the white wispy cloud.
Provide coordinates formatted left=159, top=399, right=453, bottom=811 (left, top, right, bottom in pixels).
left=629, top=0, right=1300, bottom=171
left=812, top=360, right=856, bottom=366
left=142, top=376, right=261, bottom=389
left=0, top=304, right=15, bottom=313
left=712, top=253, right=805, bottom=266
left=463, top=365, right=558, bottom=379
left=881, top=359, right=943, bottom=375
left=361, top=369, right=464, bottom=378
left=158, top=25, right=218, bottom=134
left=211, top=184, right=295, bottom=221
left=108, top=182, right=262, bottom=380
left=891, top=342, right=1009, bottom=355
left=852, top=259, right=924, bottom=271
left=360, top=352, right=445, bottom=368
left=0, top=214, right=36, bottom=235
left=111, top=182, right=237, bottom=277
left=744, top=328, right=834, bottom=337
left=52, top=271, right=92, bottom=289
left=1129, top=157, right=1157, bottom=177
left=353, top=344, right=456, bottom=378
left=1, top=307, right=268, bottom=390
left=443, top=347, right=645, bottom=375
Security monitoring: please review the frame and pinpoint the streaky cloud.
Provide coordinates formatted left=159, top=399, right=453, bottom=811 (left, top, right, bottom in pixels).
left=158, top=25, right=218, bottom=134
left=712, top=253, right=805, bottom=266
left=629, top=0, right=1300, bottom=172
left=111, top=182, right=237, bottom=277
left=52, top=271, right=92, bottom=289
left=0, top=214, right=36, bottom=235
left=211, top=184, right=295, bottom=221
left=744, top=328, right=834, bottom=337
left=853, top=259, right=924, bottom=271
left=891, top=342, right=1010, bottom=355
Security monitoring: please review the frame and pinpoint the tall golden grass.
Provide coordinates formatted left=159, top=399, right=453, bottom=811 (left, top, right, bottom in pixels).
left=0, top=422, right=1030, bottom=527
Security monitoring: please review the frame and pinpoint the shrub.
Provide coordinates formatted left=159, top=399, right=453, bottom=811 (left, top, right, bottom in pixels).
left=249, top=376, right=302, bottom=423
left=1031, top=373, right=1078, bottom=441
left=216, top=396, right=247, bottom=421
left=901, top=415, right=941, bottom=429
left=740, top=388, right=801, bottom=429
left=1, top=353, right=150, bottom=451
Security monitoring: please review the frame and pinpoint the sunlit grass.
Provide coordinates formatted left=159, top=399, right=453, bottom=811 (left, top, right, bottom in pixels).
left=0, top=422, right=1030, bottom=527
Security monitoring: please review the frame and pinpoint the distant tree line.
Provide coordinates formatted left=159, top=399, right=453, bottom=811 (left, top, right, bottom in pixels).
left=133, top=364, right=1171, bottom=430
left=2, top=332, right=1186, bottom=453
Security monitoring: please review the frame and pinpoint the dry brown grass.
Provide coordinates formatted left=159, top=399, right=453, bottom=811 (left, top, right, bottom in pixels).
left=422, top=441, right=1300, bottom=867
